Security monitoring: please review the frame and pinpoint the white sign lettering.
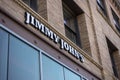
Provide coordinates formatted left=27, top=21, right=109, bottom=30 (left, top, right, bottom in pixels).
left=25, top=12, right=84, bottom=63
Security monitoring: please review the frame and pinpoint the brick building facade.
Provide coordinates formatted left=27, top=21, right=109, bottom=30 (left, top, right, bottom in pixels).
left=0, top=0, right=120, bottom=80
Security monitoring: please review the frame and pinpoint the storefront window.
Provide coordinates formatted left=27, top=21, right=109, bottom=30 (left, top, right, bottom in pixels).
left=42, top=54, right=87, bottom=80
left=0, top=25, right=88, bottom=80
left=42, top=54, right=64, bottom=80
left=64, top=68, right=81, bottom=80
left=8, top=35, right=40, bottom=80
left=0, top=28, right=8, bottom=80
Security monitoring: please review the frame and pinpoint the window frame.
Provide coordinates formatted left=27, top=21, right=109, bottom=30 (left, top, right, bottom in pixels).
left=0, top=24, right=88, bottom=80
left=0, top=27, right=8, bottom=80
left=8, top=35, right=40, bottom=80
left=97, top=0, right=107, bottom=16
left=62, top=2, right=81, bottom=47
left=22, top=0, right=38, bottom=11
left=65, top=24, right=77, bottom=44
left=41, top=52, right=88, bottom=80
left=106, top=38, right=119, bottom=78
left=111, top=9, right=120, bottom=33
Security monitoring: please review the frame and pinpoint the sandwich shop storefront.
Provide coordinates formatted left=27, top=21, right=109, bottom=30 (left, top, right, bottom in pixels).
left=0, top=10, right=100, bottom=80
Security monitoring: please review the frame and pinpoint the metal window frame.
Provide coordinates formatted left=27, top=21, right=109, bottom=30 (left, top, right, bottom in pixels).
left=0, top=24, right=88, bottom=80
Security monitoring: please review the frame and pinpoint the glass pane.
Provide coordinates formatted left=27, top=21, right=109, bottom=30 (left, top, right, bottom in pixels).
left=112, top=9, right=120, bottom=32
left=30, top=0, right=37, bottom=11
left=22, top=0, right=30, bottom=5
left=8, top=35, right=39, bottom=80
left=65, top=26, right=77, bottom=44
left=97, top=0, right=104, bottom=8
left=80, top=76, right=82, bottom=80
left=64, top=68, right=80, bottom=80
left=22, top=0, right=37, bottom=11
left=63, top=2, right=76, bottom=32
left=0, top=28, right=8, bottom=80
left=42, top=54, right=64, bottom=80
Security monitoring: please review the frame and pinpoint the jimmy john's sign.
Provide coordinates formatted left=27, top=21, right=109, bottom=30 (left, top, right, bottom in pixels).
left=25, top=12, right=84, bottom=63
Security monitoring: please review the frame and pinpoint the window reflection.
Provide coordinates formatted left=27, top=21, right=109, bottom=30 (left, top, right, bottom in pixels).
left=64, top=68, right=80, bottom=80
left=8, top=35, right=39, bottom=80
left=0, top=26, right=88, bottom=80
left=0, top=28, right=8, bottom=80
left=42, top=54, right=64, bottom=80
left=42, top=54, right=84, bottom=80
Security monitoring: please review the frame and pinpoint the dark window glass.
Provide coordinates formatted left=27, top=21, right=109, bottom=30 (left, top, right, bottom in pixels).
left=0, top=28, right=8, bottom=80
left=22, top=0, right=37, bottom=11
left=106, top=38, right=119, bottom=78
left=110, top=53, right=119, bottom=78
left=42, top=54, right=64, bottom=80
left=65, top=25, right=77, bottom=44
left=63, top=2, right=80, bottom=46
left=97, top=0, right=107, bottom=15
left=8, top=35, right=39, bottom=80
left=111, top=9, right=120, bottom=33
